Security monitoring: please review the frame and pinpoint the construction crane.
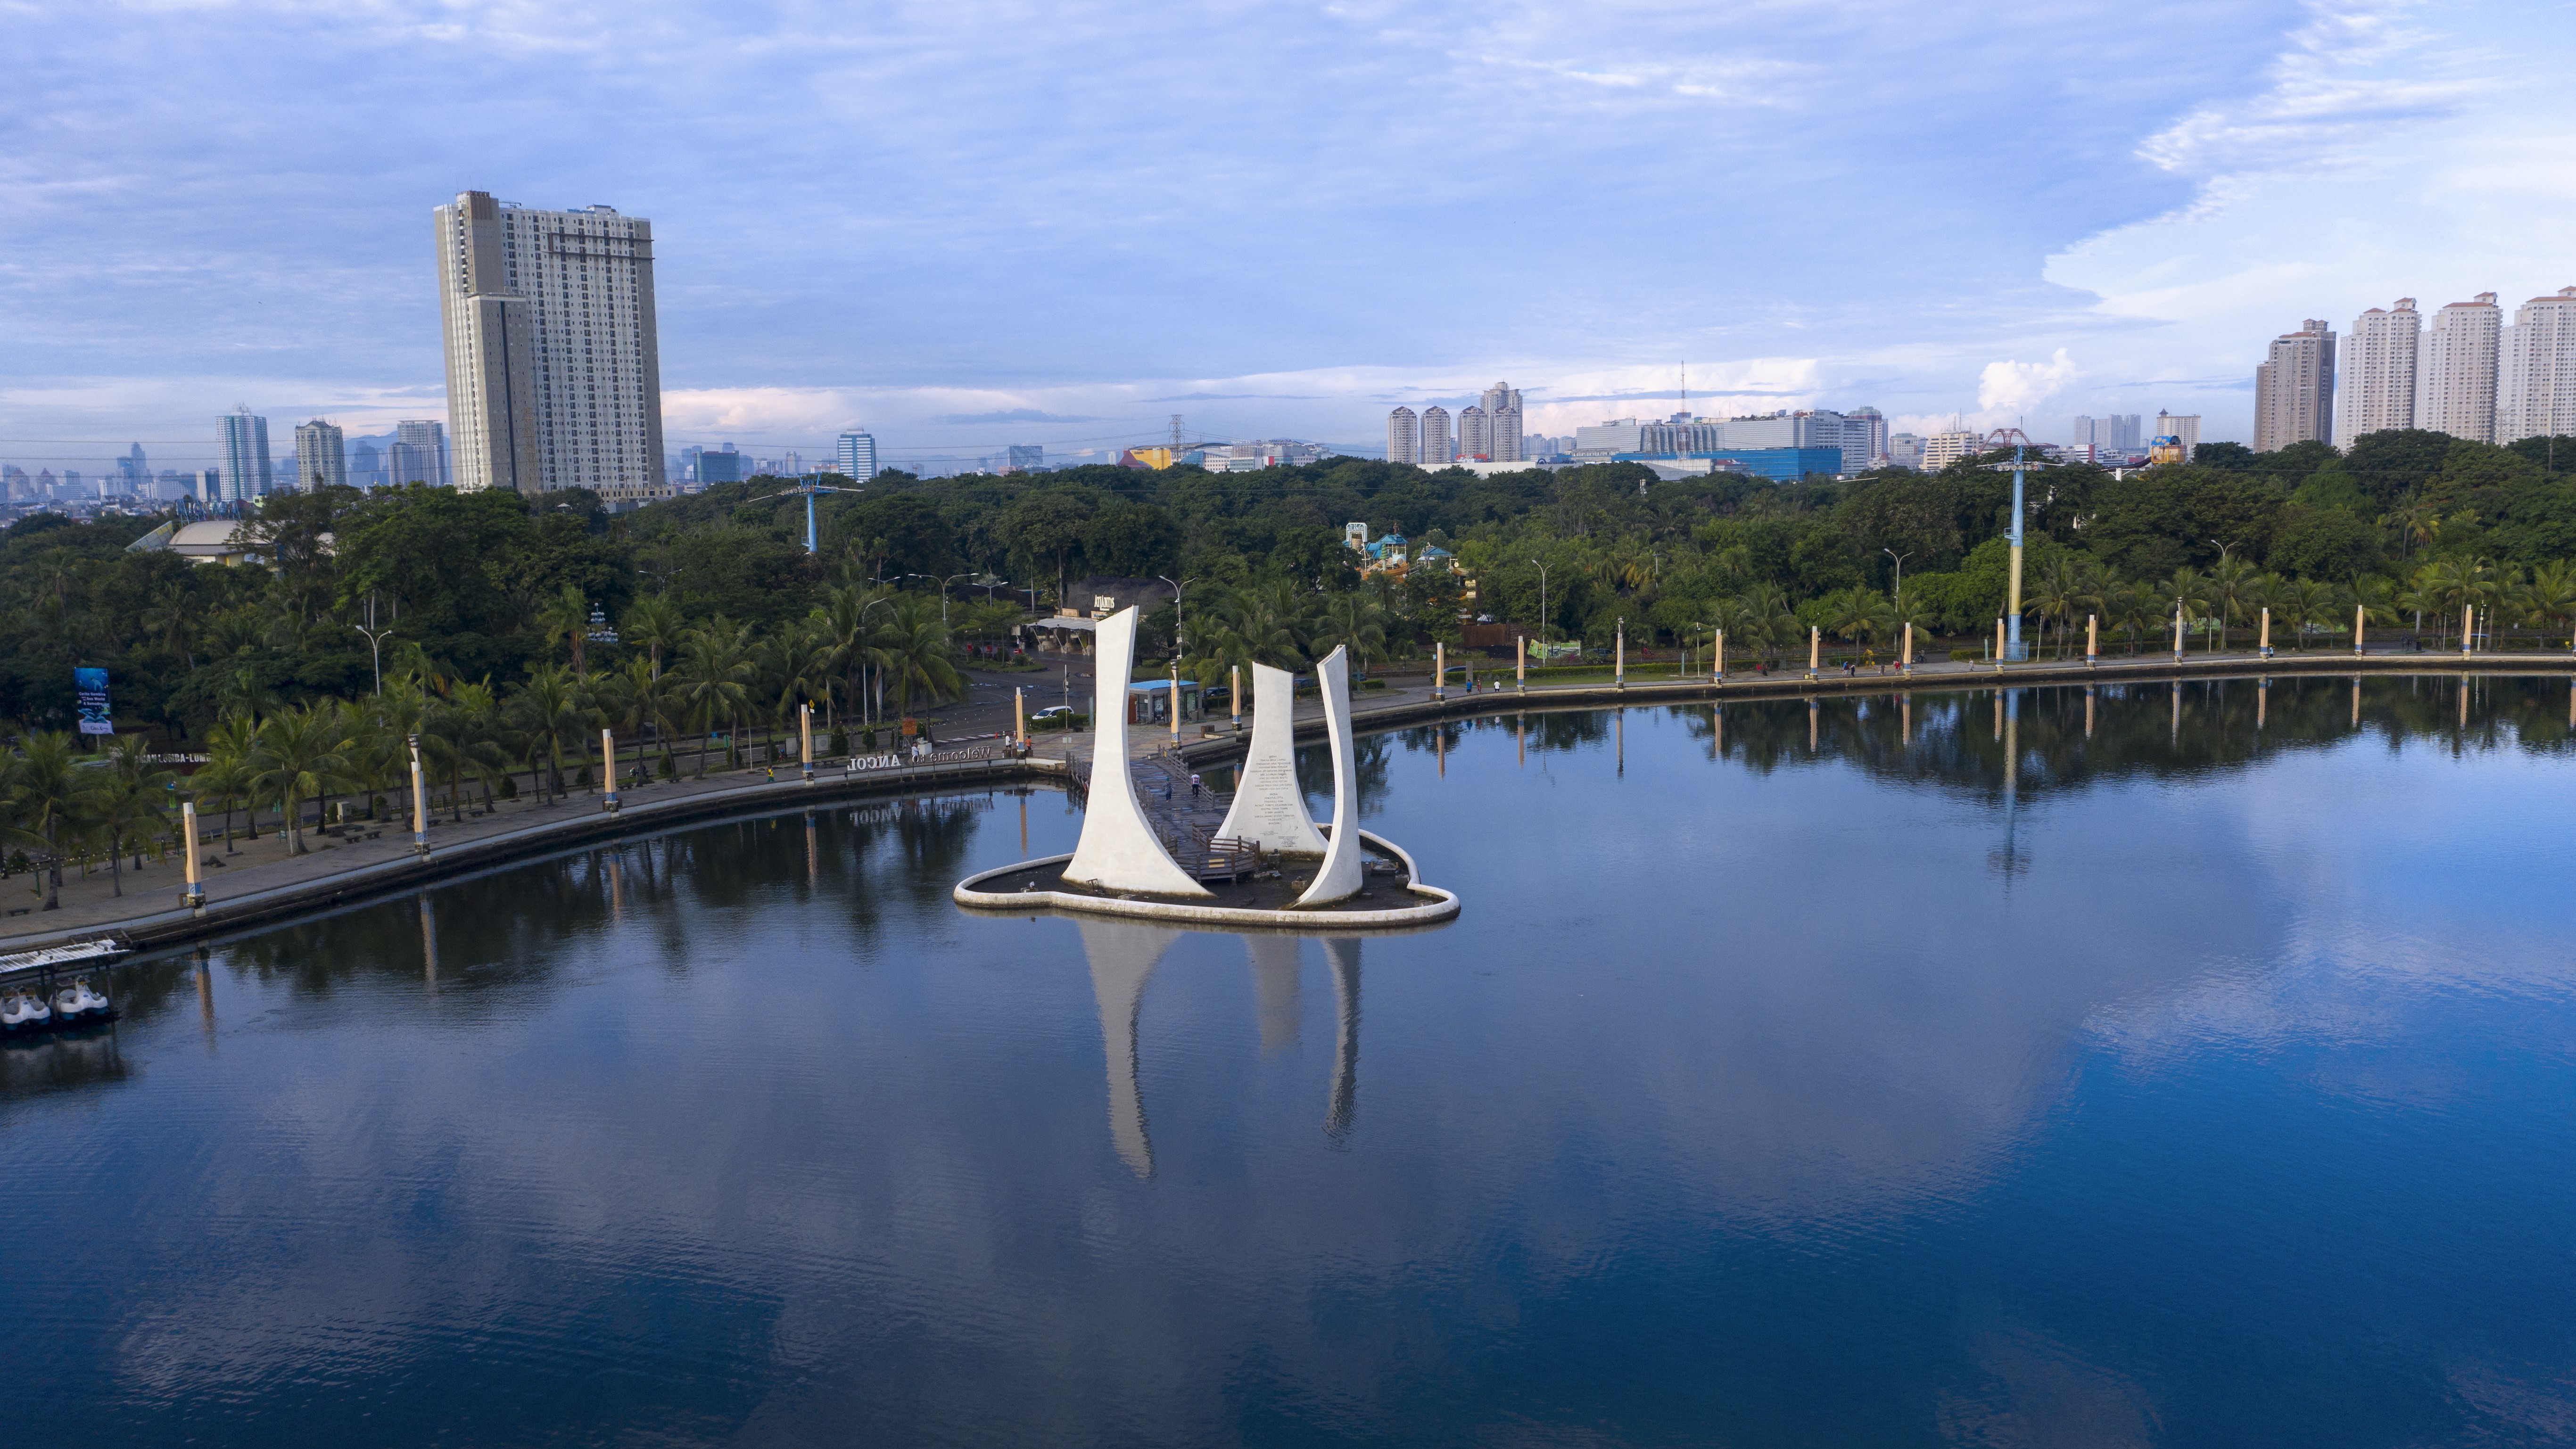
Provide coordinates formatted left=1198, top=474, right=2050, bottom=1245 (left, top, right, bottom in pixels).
left=1981, top=428, right=2059, bottom=662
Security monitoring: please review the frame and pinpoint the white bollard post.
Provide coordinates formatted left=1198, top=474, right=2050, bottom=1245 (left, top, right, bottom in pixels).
left=1615, top=619, right=1625, bottom=690
left=182, top=799, right=204, bottom=907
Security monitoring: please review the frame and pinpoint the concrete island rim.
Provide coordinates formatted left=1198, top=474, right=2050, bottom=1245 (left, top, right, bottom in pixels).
left=954, top=828, right=1462, bottom=930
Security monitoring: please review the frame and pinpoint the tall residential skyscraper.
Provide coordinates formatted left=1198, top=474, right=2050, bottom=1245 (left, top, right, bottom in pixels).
left=435, top=190, right=668, bottom=504
left=837, top=428, right=878, bottom=481
left=2501, top=286, right=2576, bottom=445
left=2154, top=412, right=2202, bottom=461
left=2420, top=293, right=2501, bottom=443
left=2254, top=319, right=2337, bottom=453
left=1386, top=407, right=1420, bottom=466
left=1457, top=404, right=1491, bottom=460
left=388, top=419, right=448, bottom=487
left=1420, top=406, right=1453, bottom=465
left=217, top=407, right=272, bottom=502
left=293, top=420, right=347, bottom=491
left=1480, top=382, right=1524, bottom=461
left=2335, top=299, right=2419, bottom=447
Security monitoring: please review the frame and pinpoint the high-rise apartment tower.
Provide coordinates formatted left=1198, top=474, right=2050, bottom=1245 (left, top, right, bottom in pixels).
left=2336, top=299, right=2418, bottom=446
left=2154, top=412, right=2201, bottom=461
left=2254, top=320, right=2337, bottom=452
left=218, top=407, right=272, bottom=502
left=2420, top=293, right=2501, bottom=443
left=1386, top=407, right=1420, bottom=466
left=1480, top=382, right=1524, bottom=462
left=435, top=190, right=668, bottom=504
left=293, top=420, right=347, bottom=491
left=389, top=420, right=449, bottom=488
left=2502, top=286, right=2576, bottom=445
left=1420, top=406, right=1453, bottom=466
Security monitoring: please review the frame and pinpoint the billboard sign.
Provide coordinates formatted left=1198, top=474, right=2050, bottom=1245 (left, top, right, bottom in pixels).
left=74, top=667, right=113, bottom=736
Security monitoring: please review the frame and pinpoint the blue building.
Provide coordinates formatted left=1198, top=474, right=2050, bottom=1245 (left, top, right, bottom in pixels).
left=1613, top=446, right=1843, bottom=481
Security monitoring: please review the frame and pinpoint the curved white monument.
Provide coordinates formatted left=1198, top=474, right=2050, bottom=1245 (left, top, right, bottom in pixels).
left=1059, top=607, right=1213, bottom=899
left=1215, top=660, right=1329, bottom=856
left=1294, top=646, right=1365, bottom=908
left=955, top=613, right=1457, bottom=927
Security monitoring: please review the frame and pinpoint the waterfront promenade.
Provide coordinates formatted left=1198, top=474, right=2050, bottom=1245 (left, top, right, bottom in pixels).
left=5, top=645, right=2565, bottom=954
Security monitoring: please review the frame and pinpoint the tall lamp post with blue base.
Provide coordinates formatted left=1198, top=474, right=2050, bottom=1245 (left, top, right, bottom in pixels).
left=1982, top=428, right=2058, bottom=663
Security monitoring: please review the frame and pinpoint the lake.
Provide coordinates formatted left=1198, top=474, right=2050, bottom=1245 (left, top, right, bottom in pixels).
left=8, top=673, right=2576, bottom=1447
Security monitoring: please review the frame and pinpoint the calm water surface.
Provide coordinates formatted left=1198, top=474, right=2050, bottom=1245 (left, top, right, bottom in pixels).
left=9, top=675, right=2576, bottom=1447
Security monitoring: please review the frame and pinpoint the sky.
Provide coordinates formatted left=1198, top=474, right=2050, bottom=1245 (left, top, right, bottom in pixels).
left=2, top=0, right=2572, bottom=474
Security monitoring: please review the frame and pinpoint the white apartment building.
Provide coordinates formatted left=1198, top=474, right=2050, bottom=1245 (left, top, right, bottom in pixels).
left=2420, top=293, right=2501, bottom=443
left=1386, top=407, right=1420, bottom=466
left=293, top=420, right=347, bottom=491
left=2254, top=319, right=2336, bottom=452
left=2502, top=286, right=2576, bottom=445
left=2154, top=412, right=2201, bottom=461
left=1920, top=430, right=1980, bottom=471
left=389, top=420, right=448, bottom=488
left=436, top=189, right=669, bottom=505
left=2073, top=414, right=2142, bottom=454
left=1420, top=406, right=1453, bottom=465
left=1458, top=404, right=1492, bottom=460
left=1480, top=381, right=1524, bottom=461
left=1843, top=406, right=1889, bottom=470
left=2335, top=299, right=2419, bottom=446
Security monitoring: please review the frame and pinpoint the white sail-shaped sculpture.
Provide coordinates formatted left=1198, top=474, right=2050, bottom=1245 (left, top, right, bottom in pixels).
left=1062, top=607, right=1213, bottom=898
left=1295, top=645, right=1365, bottom=907
left=1214, top=660, right=1329, bottom=856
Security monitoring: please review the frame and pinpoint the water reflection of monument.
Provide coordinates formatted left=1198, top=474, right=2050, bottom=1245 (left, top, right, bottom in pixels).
left=1078, top=921, right=1363, bottom=1178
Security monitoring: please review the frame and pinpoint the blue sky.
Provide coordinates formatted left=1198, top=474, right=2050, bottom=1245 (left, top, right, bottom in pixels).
left=3, top=0, right=2570, bottom=472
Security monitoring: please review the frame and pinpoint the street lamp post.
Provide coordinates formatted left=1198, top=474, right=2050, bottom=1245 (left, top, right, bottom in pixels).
left=1529, top=560, right=1550, bottom=662
left=1882, top=548, right=1912, bottom=607
left=1157, top=576, right=1193, bottom=658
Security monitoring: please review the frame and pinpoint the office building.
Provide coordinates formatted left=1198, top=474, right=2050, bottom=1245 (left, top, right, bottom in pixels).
left=837, top=428, right=878, bottom=481
left=2420, top=293, right=2501, bottom=443
left=218, top=407, right=272, bottom=502
left=2254, top=319, right=2337, bottom=452
left=1420, top=406, right=1453, bottom=465
left=2154, top=412, right=2201, bottom=461
left=696, top=444, right=745, bottom=485
left=2336, top=300, right=2419, bottom=446
left=388, top=420, right=448, bottom=487
left=1005, top=444, right=1044, bottom=471
left=1843, top=406, right=1889, bottom=470
left=435, top=189, right=669, bottom=504
left=293, top=420, right=347, bottom=491
left=351, top=440, right=385, bottom=489
left=1889, top=433, right=1925, bottom=470
left=1386, top=407, right=1420, bottom=466
left=115, top=444, right=148, bottom=494
left=1920, top=430, right=1981, bottom=471
left=2501, top=286, right=2576, bottom=445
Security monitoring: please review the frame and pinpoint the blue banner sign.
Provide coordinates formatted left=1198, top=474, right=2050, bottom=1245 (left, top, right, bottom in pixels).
left=74, top=667, right=112, bottom=736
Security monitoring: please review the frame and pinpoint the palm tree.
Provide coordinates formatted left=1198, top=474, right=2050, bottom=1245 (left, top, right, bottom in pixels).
left=623, top=594, right=686, bottom=681
left=2518, top=559, right=2576, bottom=650
left=198, top=713, right=260, bottom=852
left=2208, top=555, right=2260, bottom=651
left=2378, top=494, right=2439, bottom=561
left=1310, top=593, right=1389, bottom=677
left=1824, top=586, right=1894, bottom=650
left=426, top=679, right=511, bottom=815
left=248, top=705, right=353, bottom=855
left=2024, top=559, right=2077, bottom=659
left=537, top=582, right=597, bottom=679
left=670, top=620, right=755, bottom=777
left=91, top=736, right=173, bottom=897
left=139, top=583, right=199, bottom=669
left=2106, top=579, right=2159, bottom=654
left=875, top=598, right=964, bottom=723
left=2, top=732, right=96, bottom=910
left=1196, top=581, right=1311, bottom=682
left=2155, top=568, right=2214, bottom=652
left=510, top=663, right=589, bottom=800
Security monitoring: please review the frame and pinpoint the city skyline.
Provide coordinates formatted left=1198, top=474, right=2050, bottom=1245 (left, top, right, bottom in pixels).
left=5, top=1, right=2571, bottom=469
